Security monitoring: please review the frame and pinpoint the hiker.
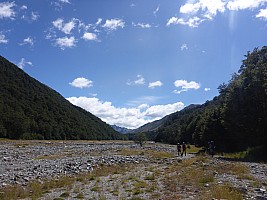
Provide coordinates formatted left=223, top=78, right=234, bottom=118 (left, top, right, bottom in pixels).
left=181, top=142, right=187, bottom=156
left=177, top=143, right=182, bottom=156
left=208, top=141, right=215, bottom=157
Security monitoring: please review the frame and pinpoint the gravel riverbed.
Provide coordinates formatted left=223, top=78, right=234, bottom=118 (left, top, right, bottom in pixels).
left=0, top=140, right=266, bottom=199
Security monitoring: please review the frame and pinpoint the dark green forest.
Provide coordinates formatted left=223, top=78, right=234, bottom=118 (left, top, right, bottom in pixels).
left=154, top=46, right=267, bottom=154
left=0, top=56, right=125, bottom=140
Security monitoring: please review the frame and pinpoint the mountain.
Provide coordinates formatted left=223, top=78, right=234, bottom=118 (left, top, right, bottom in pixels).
left=129, top=104, right=200, bottom=135
left=0, top=56, right=125, bottom=140
left=129, top=117, right=167, bottom=134
left=111, top=125, right=132, bottom=134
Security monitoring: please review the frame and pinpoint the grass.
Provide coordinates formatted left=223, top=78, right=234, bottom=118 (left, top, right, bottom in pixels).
left=186, top=145, right=203, bottom=154
left=223, top=146, right=267, bottom=162
left=200, top=184, right=243, bottom=200
left=119, top=148, right=174, bottom=159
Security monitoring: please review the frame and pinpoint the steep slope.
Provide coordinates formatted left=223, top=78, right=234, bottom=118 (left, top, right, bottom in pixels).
left=0, top=56, right=124, bottom=140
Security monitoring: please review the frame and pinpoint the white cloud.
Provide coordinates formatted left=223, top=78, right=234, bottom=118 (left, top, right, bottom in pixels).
left=166, top=17, right=179, bottom=26
left=52, top=0, right=71, bottom=10
left=148, top=81, right=163, bottom=89
left=179, top=17, right=205, bottom=28
left=82, top=32, right=97, bottom=41
left=180, top=2, right=201, bottom=14
left=67, top=96, right=184, bottom=129
left=133, top=22, right=152, bottom=28
left=59, top=0, right=71, bottom=3
left=127, top=75, right=145, bottom=86
left=153, top=5, right=160, bottom=16
left=144, top=102, right=184, bottom=118
left=17, top=58, right=33, bottom=69
left=0, top=1, right=16, bottom=19
left=53, top=18, right=76, bottom=34
left=96, top=18, right=102, bottom=25
left=173, top=0, right=267, bottom=28
left=55, top=36, right=76, bottom=49
left=173, top=80, right=201, bottom=94
left=135, top=75, right=145, bottom=85
left=31, top=12, right=39, bottom=21
left=204, top=87, right=211, bottom=91
left=69, top=77, right=93, bottom=88
left=181, top=43, right=188, bottom=51
left=227, top=0, right=266, bottom=10
left=20, top=37, right=34, bottom=46
left=102, top=18, right=125, bottom=31
left=180, top=0, right=226, bottom=17
left=0, top=33, right=8, bottom=44
left=21, top=5, right=27, bottom=10
left=256, top=8, right=267, bottom=20
left=167, top=16, right=204, bottom=28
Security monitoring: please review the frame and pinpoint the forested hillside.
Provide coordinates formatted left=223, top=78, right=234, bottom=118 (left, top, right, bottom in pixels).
left=0, top=56, right=125, bottom=140
left=154, top=47, right=267, bottom=153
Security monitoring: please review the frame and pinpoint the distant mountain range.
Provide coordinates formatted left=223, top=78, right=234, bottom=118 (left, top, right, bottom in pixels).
left=111, top=125, right=132, bottom=134
left=0, top=56, right=125, bottom=140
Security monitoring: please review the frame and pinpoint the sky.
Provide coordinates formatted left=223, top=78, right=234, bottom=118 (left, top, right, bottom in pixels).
left=0, top=0, right=267, bottom=129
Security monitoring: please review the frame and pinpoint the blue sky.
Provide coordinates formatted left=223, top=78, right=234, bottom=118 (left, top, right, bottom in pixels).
left=1, top=0, right=267, bottom=129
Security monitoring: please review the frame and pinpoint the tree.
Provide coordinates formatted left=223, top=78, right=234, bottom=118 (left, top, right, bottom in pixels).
left=134, top=132, right=147, bottom=147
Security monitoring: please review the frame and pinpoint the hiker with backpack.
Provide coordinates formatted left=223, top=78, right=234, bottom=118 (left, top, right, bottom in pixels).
left=181, top=142, right=187, bottom=156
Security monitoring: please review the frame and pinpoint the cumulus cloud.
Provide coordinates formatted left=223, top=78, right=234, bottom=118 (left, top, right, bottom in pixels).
left=227, top=0, right=266, bottom=10
left=17, top=58, right=33, bottom=69
left=166, top=17, right=179, bottom=26
left=256, top=8, right=267, bottom=20
left=20, top=37, right=34, bottom=46
left=96, top=18, right=102, bottom=25
left=55, top=36, right=76, bottom=49
left=169, top=0, right=267, bottom=28
left=148, top=81, right=163, bottom=89
left=69, top=77, right=93, bottom=88
left=167, top=16, right=204, bottom=28
left=181, top=43, right=188, bottom=51
left=67, top=96, right=184, bottom=129
left=127, top=75, right=145, bottom=86
left=0, top=1, right=16, bottom=19
left=204, top=87, right=211, bottom=91
left=173, top=80, right=201, bottom=94
left=144, top=102, right=184, bottom=118
left=82, top=32, right=97, bottom=41
left=0, top=33, right=8, bottom=44
left=102, top=18, right=125, bottom=31
left=53, top=18, right=77, bottom=34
